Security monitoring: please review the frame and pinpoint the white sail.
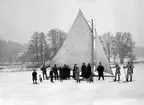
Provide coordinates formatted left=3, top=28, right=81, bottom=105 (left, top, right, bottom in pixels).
left=94, top=28, right=113, bottom=74
left=51, top=10, right=92, bottom=68
left=51, top=9, right=113, bottom=75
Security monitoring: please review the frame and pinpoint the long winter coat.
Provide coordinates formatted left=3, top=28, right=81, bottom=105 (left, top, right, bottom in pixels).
left=87, top=65, right=92, bottom=78
left=97, top=65, right=104, bottom=76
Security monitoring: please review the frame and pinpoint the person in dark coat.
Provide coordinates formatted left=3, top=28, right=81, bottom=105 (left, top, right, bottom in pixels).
left=63, top=64, right=67, bottom=79
left=81, top=63, right=87, bottom=78
left=86, top=63, right=92, bottom=79
left=59, top=66, right=63, bottom=82
left=49, top=69, right=54, bottom=83
left=97, top=62, right=104, bottom=80
left=32, top=69, right=37, bottom=84
left=41, top=64, right=49, bottom=80
left=65, top=65, right=68, bottom=79
left=73, top=64, right=77, bottom=79
left=67, top=65, right=71, bottom=79
left=52, top=64, right=58, bottom=80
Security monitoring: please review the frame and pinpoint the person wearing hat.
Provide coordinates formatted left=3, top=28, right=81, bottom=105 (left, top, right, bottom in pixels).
left=96, top=62, right=104, bottom=80
left=81, top=62, right=87, bottom=78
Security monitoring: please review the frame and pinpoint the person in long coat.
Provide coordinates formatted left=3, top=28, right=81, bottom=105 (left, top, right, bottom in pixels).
left=86, top=63, right=92, bottom=79
left=97, top=62, right=104, bottom=80
left=73, top=64, right=77, bottom=79
left=81, top=63, right=87, bottom=78
left=49, top=69, right=54, bottom=83
left=63, top=64, right=67, bottom=79
left=65, top=65, right=69, bottom=79
left=52, top=64, right=58, bottom=80
left=67, top=65, right=71, bottom=79
left=59, top=66, right=63, bottom=82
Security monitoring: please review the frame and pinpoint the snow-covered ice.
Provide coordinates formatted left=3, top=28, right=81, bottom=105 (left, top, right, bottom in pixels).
left=0, top=63, right=144, bottom=105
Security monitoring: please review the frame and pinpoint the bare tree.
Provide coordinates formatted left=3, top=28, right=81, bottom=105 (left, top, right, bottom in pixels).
left=38, top=32, right=47, bottom=64
left=112, top=32, right=122, bottom=63
left=100, top=32, right=136, bottom=64
left=114, top=32, right=135, bottom=64
left=126, top=32, right=136, bottom=61
left=99, top=32, right=114, bottom=63
left=111, top=39, right=117, bottom=63
left=47, top=28, right=67, bottom=56
left=28, top=32, right=39, bottom=64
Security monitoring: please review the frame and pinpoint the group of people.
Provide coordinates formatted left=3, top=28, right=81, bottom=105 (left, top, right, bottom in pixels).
left=49, top=63, right=94, bottom=83
left=32, top=61, right=134, bottom=84
left=32, top=62, right=105, bottom=84
left=110, top=61, right=134, bottom=82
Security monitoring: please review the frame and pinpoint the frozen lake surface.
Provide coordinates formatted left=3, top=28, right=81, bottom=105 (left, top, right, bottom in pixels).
left=0, top=63, right=144, bottom=105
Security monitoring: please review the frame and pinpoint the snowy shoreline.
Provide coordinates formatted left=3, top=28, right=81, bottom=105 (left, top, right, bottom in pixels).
left=0, top=68, right=39, bottom=73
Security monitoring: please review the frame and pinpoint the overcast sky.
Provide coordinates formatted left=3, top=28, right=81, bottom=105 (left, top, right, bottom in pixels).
left=0, top=0, right=143, bottom=46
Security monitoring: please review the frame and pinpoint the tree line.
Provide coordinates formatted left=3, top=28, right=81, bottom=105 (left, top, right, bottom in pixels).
left=19, top=28, right=67, bottom=64
left=99, top=32, right=136, bottom=64
left=0, top=39, right=27, bottom=63
left=0, top=29, right=135, bottom=65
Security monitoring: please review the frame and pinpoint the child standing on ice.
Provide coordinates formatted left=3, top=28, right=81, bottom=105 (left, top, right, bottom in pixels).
left=32, top=69, right=37, bottom=84
left=39, top=75, right=42, bottom=82
left=88, top=74, right=93, bottom=83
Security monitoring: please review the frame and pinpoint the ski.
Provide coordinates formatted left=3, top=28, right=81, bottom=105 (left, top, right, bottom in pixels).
left=121, top=80, right=135, bottom=83
left=109, top=80, right=132, bottom=83
left=113, top=80, right=136, bottom=83
left=109, top=80, right=121, bottom=83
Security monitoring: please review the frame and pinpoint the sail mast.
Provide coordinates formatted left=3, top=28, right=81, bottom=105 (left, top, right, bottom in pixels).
left=91, top=19, right=94, bottom=72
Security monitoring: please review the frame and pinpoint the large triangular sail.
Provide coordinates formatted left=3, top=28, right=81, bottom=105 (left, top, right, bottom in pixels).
left=51, top=9, right=113, bottom=75
left=51, top=10, right=92, bottom=68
